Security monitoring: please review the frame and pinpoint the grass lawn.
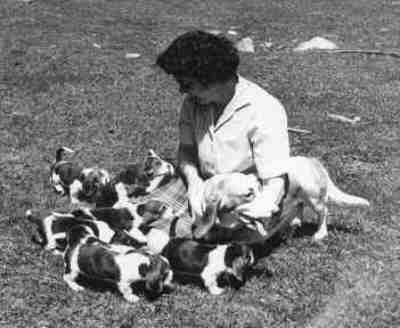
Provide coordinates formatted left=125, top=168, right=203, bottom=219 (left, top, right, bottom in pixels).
left=1, top=0, right=399, bottom=327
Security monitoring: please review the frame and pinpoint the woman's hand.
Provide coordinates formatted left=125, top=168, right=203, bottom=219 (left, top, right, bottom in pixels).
left=178, top=146, right=206, bottom=220
left=187, top=175, right=205, bottom=219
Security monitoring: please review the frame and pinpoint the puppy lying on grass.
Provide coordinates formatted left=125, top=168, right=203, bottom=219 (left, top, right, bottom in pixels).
left=26, top=198, right=176, bottom=255
left=26, top=209, right=147, bottom=255
left=193, top=156, right=370, bottom=243
left=74, top=199, right=174, bottom=241
left=63, top=224, right=173, bottom=303
left=161, top=238, right=254, bottom=295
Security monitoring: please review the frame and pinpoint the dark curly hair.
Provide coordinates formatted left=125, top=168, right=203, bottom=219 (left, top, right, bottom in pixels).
left=156, top=30, right=239, bottom=86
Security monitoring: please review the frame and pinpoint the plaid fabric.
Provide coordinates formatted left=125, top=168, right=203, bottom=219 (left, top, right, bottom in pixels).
left=130, top=175, right=194, bottom=237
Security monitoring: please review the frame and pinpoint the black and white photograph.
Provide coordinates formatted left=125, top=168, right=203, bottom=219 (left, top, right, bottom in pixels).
left=0, top=0, right=399, bottom=327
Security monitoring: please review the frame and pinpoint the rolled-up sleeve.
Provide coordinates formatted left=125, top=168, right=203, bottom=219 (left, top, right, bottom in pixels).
left=249, top=97, right=290, bottom=179
left=179, top=96, right=195, bottom=148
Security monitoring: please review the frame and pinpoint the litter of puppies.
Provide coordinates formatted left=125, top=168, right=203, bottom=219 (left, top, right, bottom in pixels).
left=26, top=147, right=370, bottom=303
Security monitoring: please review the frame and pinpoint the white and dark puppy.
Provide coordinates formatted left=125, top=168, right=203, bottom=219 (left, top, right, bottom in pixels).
left=49, top=147, right=83, bottom=195
left=141, top=149, right=176, bottom=192
left=26, top=210, right=146, bottom=255
left=73, top=199, right=174, bottom=240
left=196, top=157, right=370, bottom=242
left=110, top=148, right=176, bottom=200
left=69, top=167, right=113, bottom=208
left=63, top=225, right=173, bottom=302
left=51, top=147, right=176, bottom=209
left=161, top=238, right=254, bottom=295
left=113, top=149, right=176, bottom=196
left=49, top=146, right=111, bottom=208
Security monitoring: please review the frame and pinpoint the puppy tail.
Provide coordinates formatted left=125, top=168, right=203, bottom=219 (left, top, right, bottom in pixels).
left=25, top=210, right=46, bottom=246
left=56, top=146, right=74, bottom=162
left=326, top=175, right=370, bottom=208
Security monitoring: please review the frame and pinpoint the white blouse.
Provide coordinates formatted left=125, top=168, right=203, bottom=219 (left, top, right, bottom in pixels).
left=179, top=76, right=290, bottom=180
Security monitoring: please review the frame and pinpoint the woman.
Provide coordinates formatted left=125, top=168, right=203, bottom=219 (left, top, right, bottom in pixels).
left=155, top=30, right=290, bottom=234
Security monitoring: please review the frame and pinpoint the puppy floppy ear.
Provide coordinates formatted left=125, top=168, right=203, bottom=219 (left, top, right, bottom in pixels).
left=137, top=201, right=169, bottom=223
left=142, top=256, right=169, bottom=295
left=145, top=200, right=168, bottom=214
left=138, top=262, right=150, bottom=277
left=136, top=203, right=146, bottom=217
left=81, top=175, right=100, bottom=197
left=225, top=243, right=243, bottom=268
left=192, top=200, right=219, bottom=240
left=225, top=244, right=254, bottom=283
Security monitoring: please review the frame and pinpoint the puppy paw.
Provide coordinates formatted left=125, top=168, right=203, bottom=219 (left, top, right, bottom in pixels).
left=264, top=204, right=280, bottom=218
left=124, top=294, right=140, bottom=303
left=208, top=286, right=225, bottom=295
left=165, top=282, right=177, bottom=291
left=63, top=275, right=84, bottom=292
left=290, top=217, right=302, bottom=227
left=312, top=228, right=328, bottom=243
left=311, top=236, right=327, bottom=245
left=51, top=249, right=64, bottom=256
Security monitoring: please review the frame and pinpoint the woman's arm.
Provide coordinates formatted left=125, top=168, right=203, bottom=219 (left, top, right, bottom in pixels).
left=178, top=144, right=203, bottom=186
left=178, top=98, right=206, bottom=218
left=237, top=95, right=289, bottom=218
left=177, top=97, right=203, bottom=185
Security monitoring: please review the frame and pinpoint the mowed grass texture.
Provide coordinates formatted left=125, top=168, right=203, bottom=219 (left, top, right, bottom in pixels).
left=1, top=0, right=399, bottom=327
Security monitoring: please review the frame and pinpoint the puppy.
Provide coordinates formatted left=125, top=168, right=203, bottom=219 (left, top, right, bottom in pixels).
left=72, top=199, right=174, bottom=241
left=192, top=173, right=261, bottom=238
left=258, top=156, right=370, bottom=241
left=49, top=146, right=111, bottom=208
left=197, top=157, right=370, bottom=242
left=142, top=149, right=176, bottom=192
left=63, top=225, right=173, bottom=302
left=26, top=210, right=146, bottom=255
left=65, top=148, right=175, bottom=209
left=161, top=238, right=254, bottom=295
left=70, top=167, right=113, bottom=208
left=49, top=147, right=83, bottom=196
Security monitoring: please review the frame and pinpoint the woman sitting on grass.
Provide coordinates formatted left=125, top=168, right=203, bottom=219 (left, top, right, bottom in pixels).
left=152, top=30, right=290, bottom=236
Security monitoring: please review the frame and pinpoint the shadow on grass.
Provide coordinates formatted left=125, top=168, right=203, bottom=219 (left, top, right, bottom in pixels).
left=74, top=275, right=174, bottom=302
left=250, top=220, right=362, bottom=260
left=169, top=268, right=270, bottom=294
left=291, top=222, right=363, bottom=239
